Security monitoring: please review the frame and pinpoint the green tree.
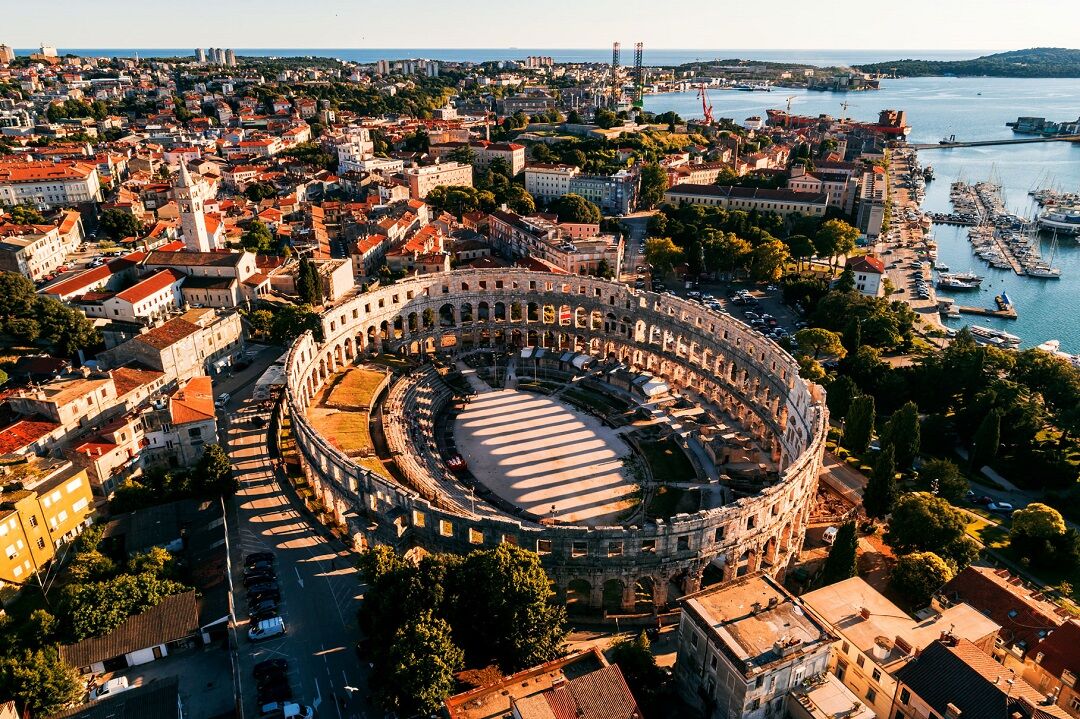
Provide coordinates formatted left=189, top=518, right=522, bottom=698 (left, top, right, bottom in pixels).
left=842, top=394, right=875, bottom=453
left=244, top=181, right=277, bottom=202
left=381, top=610, right=464, bottom=716
left=863, top=445, right=898, bottom=519
left=0, top=271, right=38, bottom=323
left=62, top=573, right=189, bottom=640
left=785, top=233, right=816, bottom=271
left=971, top=407, right=1002, bottom=469
left=702, top=230, right=751, bottom=276
left=749, top=238, right=790, bottom=282
left=884, top=492, right=978, bottom=571
left=882, top=401, right=921, bottom=469
left=241, top=220, right=275, bottom=253
left=814, top=219, right=859, bottom=268
left=98, top=208, right=144, bottom=239
left=24, top=609, right=59, bottom=647
left=609, top=631, right=667, bottom=714
left=826, top=375, right=858, bottom=421
left=0, top=649, right=80, bottom=716
left=842, top=316, right=862, bottom=353
left=446, top=544, right=567, bottom=671
left=835, top=265, right=856, bottom=292
left=594, top=108, right=619, bottom=129
left=638, top=163, right=668, bottom=209
left=296, top=257, right=323, bottom=306
left=193, top=444, right=236, bottom=497
left=820, top=521, right=858, bottom=584
left=890, top=551, right=953, bottom=607
left=644, top=237, right=684, bottom=276
left=9, top=204, right=47, bottom=224
left=448, top=145, right=475, bottom=165
left=246, top=309, right=274, bottom=338
left=794, top=327, right=846, bottom=360
left=916, top=459, right=968, bottom=501
left=34, top=297, right=100, bottom=357
left=1011, top=503, right=1067, bottom=541
left=550, top=193, right=602, bottom=224
left=127, top=547, right=177, bottom=579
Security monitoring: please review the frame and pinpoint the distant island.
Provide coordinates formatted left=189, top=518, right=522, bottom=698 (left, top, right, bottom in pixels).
left=855, top=47, right=1080, bottom=78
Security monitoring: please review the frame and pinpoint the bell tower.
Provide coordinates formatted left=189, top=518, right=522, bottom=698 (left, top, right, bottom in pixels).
left=174, top=164, right=212, bottom=252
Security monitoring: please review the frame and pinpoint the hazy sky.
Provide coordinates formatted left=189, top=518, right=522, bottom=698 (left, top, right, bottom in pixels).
left=6, top=0, right=1080, bottom=50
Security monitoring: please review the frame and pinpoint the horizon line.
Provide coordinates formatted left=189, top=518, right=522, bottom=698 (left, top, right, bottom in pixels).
left=9, top=46, right=1010, bottom=52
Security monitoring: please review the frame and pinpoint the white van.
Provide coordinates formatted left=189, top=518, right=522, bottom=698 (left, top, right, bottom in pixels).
left=248, top=616, right=286, bottom=641
left=822, top=526, right=839, bottom=545
left=90, top=676, right=130, bottom=701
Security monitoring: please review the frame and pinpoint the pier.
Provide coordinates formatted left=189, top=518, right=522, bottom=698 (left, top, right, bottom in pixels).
left=912, top=135, right=1080, bottom=150
left=955, top=304, right=1018, bottom=320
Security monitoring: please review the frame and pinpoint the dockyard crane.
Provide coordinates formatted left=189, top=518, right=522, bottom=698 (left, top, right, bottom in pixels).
left=698, top=84, right=714, bottom=126
left=840, top=100, right=852, bottom=122
left=784, top=95, right=796, bottom=126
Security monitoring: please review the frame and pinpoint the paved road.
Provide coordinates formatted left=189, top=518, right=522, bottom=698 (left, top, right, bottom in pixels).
left=224, top=395, right=373, bottom=719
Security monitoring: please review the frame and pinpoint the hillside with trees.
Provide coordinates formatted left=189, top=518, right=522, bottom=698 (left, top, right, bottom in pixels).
left=856, top=47, right=1080, bottom=78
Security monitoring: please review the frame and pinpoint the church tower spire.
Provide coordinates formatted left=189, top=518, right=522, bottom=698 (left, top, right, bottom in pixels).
left=174, top=164, right=212, bottom=252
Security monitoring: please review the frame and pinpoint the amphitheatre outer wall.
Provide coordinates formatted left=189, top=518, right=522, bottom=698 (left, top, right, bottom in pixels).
left=282, top=269, right=828, bottom=612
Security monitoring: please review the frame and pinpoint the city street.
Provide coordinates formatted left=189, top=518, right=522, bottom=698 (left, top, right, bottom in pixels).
left=223, top=392, right=372, bottom=718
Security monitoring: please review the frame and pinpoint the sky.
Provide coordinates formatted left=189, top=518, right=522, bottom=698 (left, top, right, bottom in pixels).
left=5, top=0, right=1080, bottom=51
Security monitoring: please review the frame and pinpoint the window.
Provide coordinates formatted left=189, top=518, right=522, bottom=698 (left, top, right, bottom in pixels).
left=872, top=668, right=881, bottom=682
left=536, top=539, right=552, bottom=555
left=900, top=689, right=910, bottom=705
left=841, top=641, right=850, bottom=655
left=677, top=535, right=690, bottom=551
left=755, top=676, right=763, bottom=689
left=36, top=537, right=46, bottom=550
left=28, top=515, right=38, bottom=528
left=641, top=539, right=656, bottom=553
left=608, top=541, right=623, bottom=557
left=572, top=541, right=588, bottom=557
left=866, top=688, right=877, bottom=704
left=856, top=654, right=865, bottom=668
left=690, top=633, right=698, bottom=649
left=714, top=526, right=724, bottom=542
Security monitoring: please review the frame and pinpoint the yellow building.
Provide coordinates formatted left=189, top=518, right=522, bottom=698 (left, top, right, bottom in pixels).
left=0, top=459, right=94, bottom=587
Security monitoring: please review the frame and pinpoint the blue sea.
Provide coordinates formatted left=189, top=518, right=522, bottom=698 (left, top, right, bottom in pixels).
left=13, top=48, right=989, bottom=67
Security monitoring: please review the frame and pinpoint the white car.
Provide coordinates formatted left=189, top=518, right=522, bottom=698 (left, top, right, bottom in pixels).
left=215, top=392, right=231, bottom=408
left=249, top=616, right=286, bottom=641
left=90, top=677, right=130, bottom=701
left=259, top=702, right=313, bottom=719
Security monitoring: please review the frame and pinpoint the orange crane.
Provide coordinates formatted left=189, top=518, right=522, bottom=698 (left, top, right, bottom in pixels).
left=698, top=84, right=714, bottom=125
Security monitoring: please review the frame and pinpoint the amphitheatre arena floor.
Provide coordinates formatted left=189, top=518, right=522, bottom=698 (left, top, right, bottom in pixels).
left=453, top=389, right=639, bottom=526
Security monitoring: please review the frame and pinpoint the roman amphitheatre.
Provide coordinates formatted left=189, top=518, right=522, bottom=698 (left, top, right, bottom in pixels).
left=283, top=269, right=827, bottom=612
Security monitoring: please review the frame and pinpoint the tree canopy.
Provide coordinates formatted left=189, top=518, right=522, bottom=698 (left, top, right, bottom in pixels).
left=890, top=551, right=954, bottom=607
left=884, top=492, right=978, bottom=571
left=549, top=193, right=602, bottom=224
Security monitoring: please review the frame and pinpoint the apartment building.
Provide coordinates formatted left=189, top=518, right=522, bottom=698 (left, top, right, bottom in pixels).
left=524, top=164, right=581, bottom=202
left=0, top=226, right=67, bottom=281
left=801, top=577, right=1000, bottom=719
left=488, top=210, right=624, bottom=275
left=664, top=184, right=829, bottom=218
left=856, top=167, right=887, bottom=239
left=140, top=249, right=262, bottom=308
left=404, top=162, right=473, bottom=199
left=1024, top=619, right=1080, bottom=718
left=568, top=169, right=638, bottom=215
left=892, top=636, right=1070, bottom=719
left=675, top=573, right=834, bottom=719
left=74, top=268, right=186, bottom=324
left=97, top=308, right=244, bottom=382
left=0, top=459, right=94, bottom=587
left=846, top=256, right=886, bottom=298
left=0, top=161, right=102, bottom=208
left=788, top=165, right=861, bottom=214
left=429, top=141, right=527, bottom=176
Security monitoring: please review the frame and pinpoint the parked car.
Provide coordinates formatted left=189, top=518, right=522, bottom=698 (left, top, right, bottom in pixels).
left=254, top=659, right=288, bottom=682
left=258, top=702, right=312, bottom=719
left=246, top=581, right=278, bottom=596
left=215, top=392, right=231, bottom=408
left=258, top=680, right=293, bottom=704
left=90, top=677, right=130, bottom=701
left=249, top=586, right=282, bottom=604
left=245, top=561, right=275, bottom=577
left=245, top=552, right=275, bottom=567
left=988, top=502, right=1015, bottom=515
left=244, top=571, right=276, bottom=588
left=248, top=616, right=286, bottom=642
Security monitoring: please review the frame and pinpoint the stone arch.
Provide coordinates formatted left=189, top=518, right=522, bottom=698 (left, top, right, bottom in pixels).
left=477, top=301, right=489, bottom=322
left=439, top=303, right=456, bottom=327
left=634, top=577, right=656, bottom=613
left=527, top=302, right=539, bottom=322
left=494, top=301, right=506, bottom=321
left=602, top=578, right=625, bottom=613
left=566, top=579, right=591, bottom=611
left=460, top=302, right=474, bottom=324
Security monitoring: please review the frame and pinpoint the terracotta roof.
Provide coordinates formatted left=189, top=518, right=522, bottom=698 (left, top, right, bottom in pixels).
left=846, top=255, right=886, bottom=274
left=144, top=249, right=245, bottom=268
left=0, top=418, right=60, bottom=454
left=113, top=269, right=184, bottom=304
left=0, top=161, right=95, bottom=183
left=895, top=638, right=1070, bottom=719
left=543, top=664, right=641, bottom=719
left=942, top=567, right=1064, bottom=654
left=169, top=376, right=215, bottom=425
left=59, top=591, right=199, bottom=668
left=1032, top=619, right=1080, bottom=681
left=134, top=318, right=201, bottom=350
left=111, top=366, right=165, bottom=397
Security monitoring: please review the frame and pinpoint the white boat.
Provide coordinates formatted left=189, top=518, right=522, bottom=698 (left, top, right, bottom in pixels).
left=935, top=263, right=951, bottom=272
left=969, top=325, right=1021, bottom=349
left=937, top=274, right=980, bottom=290
left=1037, top=340, right=1080, bottom=368
left=1038, top=207, right=1080, bottom=236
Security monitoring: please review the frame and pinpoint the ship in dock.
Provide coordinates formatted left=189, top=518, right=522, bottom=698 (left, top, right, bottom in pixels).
left=1037, top=207, right=1080, bottom=236
left=969, top=325, right=1022, bottom=349
left=765, top=108, right=910, bottom=137
left=937, top=272, right=981, bottom=290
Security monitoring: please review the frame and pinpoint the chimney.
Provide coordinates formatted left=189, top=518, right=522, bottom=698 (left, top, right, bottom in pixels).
left=858, top=607, right=871, bottom=621
left=944, top=703, right=962, bottom=719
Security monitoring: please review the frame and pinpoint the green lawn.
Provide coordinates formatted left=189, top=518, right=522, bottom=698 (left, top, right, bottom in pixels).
left=326, top=367, right=388, bottom=409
